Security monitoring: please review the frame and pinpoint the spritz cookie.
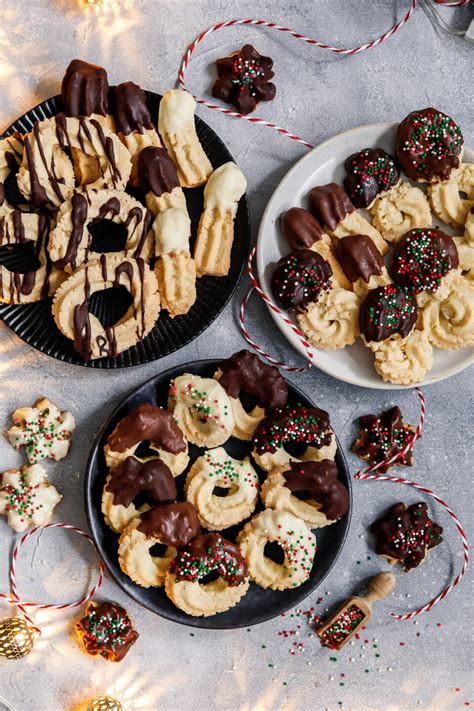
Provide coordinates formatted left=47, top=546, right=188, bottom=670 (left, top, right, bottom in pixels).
left=428, top=163, right=474, bottom=228
left=352, top=405, right=416, bottom=473
left=137, top=146, right=188, bottom=215
left=296, top=286, right=361, bottom=350
left=359, top=284, right=418, bottom=344
left=0, top=464, right=61, bottom=533
left=367, top=330, right=433, bottom=386
left=237, top=509, right=316, bottom=590
left=7, top=397, right=75, bottom=464
left=343, top=148, right=400, bottom=209
left=165, top=533, right=249, bottom=616
left=337, top=234, right=390, bottom=299
left=0, top=133, right=24, bottom=183
left=271, top=249, right=333, bottom=311
left=420, top=270, right=474, bottom=349
left=185, top=447, right=259, bottom=530
left=370, top=181, right=432, bottom=244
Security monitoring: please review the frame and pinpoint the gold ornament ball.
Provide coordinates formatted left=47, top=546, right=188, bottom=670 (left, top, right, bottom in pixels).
left=87, top=696, right=124, bottom=711
left=0, top=617, right=35, bottom=659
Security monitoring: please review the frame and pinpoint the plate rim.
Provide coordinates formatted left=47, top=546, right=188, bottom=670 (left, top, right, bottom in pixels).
left=0, top=92, right=251, bottom=369
left=256, top=121, right=474, bottom=390
left=84, top=357, right=353, bottom=629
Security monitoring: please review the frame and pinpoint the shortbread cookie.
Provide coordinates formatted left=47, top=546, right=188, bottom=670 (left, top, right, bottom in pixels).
left=396, top=107, right=463, bottom=183
left=113, top=81, right=163, bottom=187
left=118, top=503, right=200, bottom=588
left=212, top=44, right=276, bottom=115
left=237, top=509, right=316, bottom=590
left=252, top=405, right=337, bottom=474
left=214, top=349, right=288, bottom=440
left=0, top=133, right=24, bottom=183
left=7, top=397, right=75, bottom=464
left=185, top=448, right=259, bottom=530
left=104, top=403, right=189, bottom=475
left=137, top=146, right=188, bottom=215
left=61, top=58, right=110, bottom=121
left=194, top=162, right=247, bottom=277
left=158, top=89, right=213, bottom=188
left=261, top=460, right=349, bottom=528
left=428, top=163, right=474, bottom=228
left=371, top=502, right=443, bottom=571
left=0, top=464, right=61, bottom=532
left=271, top=250, right=333, bottom=311
left=370, top=181, right=432, bottom=244
left=344, top=148, right=400, bottom=209
left=337, top=234, right=390, bottom=298
left=308, top=183, right=388, bottom=255
left=102, top=456, right=177, bottom=533
left=0, top=212, right=64, bottom=304
left=352, top=406, right=416, bottom=473
left=367, top=330, right=433, bottom=385
left=359, top=284, right=418, bottom=343
left=75, top=601, right=138, bottom=662
left=52, top=254, right=160, bottom=360
left=420, top=270, right=474, bottom=349
left=0, top=184, right=13, bottom=216
left=296, top=287, right=361, bottom=349
left=165, top=533, right=249, bottom=616
left=49, top=189, right=154, bottom=272
left=168, top=374, right=235, bottom=448
left=18, top=115, right=131, bottom=209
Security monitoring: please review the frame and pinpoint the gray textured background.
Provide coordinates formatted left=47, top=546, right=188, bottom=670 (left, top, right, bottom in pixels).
left=0, top=2, right=473, bottom=710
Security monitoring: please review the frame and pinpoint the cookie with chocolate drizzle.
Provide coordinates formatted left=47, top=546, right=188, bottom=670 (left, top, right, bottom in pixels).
left=75, top=601, right=138, bottom=662
left=352, top=406, right=416, bottom=473
left=212, top=44, right=276, bottom=115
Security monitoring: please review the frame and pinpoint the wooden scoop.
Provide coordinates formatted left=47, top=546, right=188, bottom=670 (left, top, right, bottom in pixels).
left=317, top=572, right=396, bottom=651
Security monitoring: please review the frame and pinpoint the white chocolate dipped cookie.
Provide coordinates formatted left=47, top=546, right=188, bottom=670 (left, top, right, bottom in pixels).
left=0, top=464, right=62, bottom=532
left=7, top=397, right=75, bottom=464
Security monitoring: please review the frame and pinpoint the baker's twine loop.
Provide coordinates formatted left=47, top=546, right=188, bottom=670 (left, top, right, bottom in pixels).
left=0, top=523, right=105, bottom=634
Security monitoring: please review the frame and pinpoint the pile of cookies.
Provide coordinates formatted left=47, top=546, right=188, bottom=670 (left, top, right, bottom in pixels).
left=0, top=59, right=246, bottom=360
left=271, top=107, right=474, bottom=385
left=100, top=350, right=349, bottom=617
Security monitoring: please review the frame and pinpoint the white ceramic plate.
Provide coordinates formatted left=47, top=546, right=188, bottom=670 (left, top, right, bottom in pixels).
left=257, top=123, right=474, bottom=390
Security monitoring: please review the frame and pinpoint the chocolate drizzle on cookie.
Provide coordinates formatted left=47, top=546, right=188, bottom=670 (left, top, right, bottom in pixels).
left=170, top=532, right=249, bottom=586
left=352, top=406, right=416, bottom=473
left=212, top=44, right=276, bottom=115
left=344, top=148, right=399, bottom=208
left=217, top=349, right=288, bottom=412
left=75, top=601, right=138, bottom=662
left=137, top=502, right=200, bottom=547
left=271, top=250, right=332, bottom=311
left=371, top=502, right=443, bottom=571
left=253, top=405, right=332, bottom=455
left=337, top=235, right=384, bottom=284
left=112, top=82, right=153, bottom=135
left=106, top=456, right=177, bottom=507
left=391, top=228, right=459, bottom=294
left=108, top=403, right=186, bottom=454
left=137, top=146, right=180, bottom=196
left=359, top=284, right=417, bottom=342
left=308, top=183, right=354, bottom=232
left=61, top=59, right=109, bottom=118
left=280, top=207, right=325, bottom=250
left=282, top=460, right=349, bottom=520
left=396, top=107, right=463, bottom=182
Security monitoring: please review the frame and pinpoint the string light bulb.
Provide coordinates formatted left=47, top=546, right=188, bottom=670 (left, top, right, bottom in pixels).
left=87, top=696, right=124, bottom=711
left=0, top=618, right=35, bottom=659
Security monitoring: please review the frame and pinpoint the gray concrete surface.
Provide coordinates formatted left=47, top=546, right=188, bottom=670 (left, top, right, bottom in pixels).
left=0, top=2, right=473, bottom=710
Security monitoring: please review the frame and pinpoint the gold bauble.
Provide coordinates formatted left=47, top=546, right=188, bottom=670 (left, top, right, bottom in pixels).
left=0, top=617, right=35, bottom=659
left=87, top=696, right=124, bottom=711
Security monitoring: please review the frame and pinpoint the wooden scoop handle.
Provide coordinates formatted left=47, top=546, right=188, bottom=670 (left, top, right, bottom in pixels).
left=364, top=572, right=396, bottom=605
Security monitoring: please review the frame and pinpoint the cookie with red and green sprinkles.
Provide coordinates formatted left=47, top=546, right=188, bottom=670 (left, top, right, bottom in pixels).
left=344, top=148, right=400, bottom=208
left=169, top=532, right=249, bottom=586
left=391, top=228, right=459, bottom=294
left=75, top=601, right=139, bottom=662
left=352, top=405, right=416, bottom=473
left=396, top=107, right=463, bottom=183
left=359, top=284, right=417, bottom=342
left=253, top=405, right=333, bottom=455
left=271, top=250, right=332, bottom=311
left=7, top=397, right=75, bottom=464
left=0, top=463, right=62, bottom=533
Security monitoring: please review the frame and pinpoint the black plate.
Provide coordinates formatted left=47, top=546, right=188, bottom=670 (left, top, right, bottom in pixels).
left=0, top=93, right=250, bottom=368
left=85, top=359, right=352, bottom=629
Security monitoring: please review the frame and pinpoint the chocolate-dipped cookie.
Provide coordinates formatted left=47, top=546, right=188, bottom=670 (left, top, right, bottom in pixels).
left=75, top=602, right=138, bottom=662
left=282, top=460, right=349, bottom=521
left=106, top=457, right=177, bottom=508
left=137, top=502, right=200, bottom=547
left=137, top=146, right=180, bottom=197
left=107, top=403, right=186, bottom=455
left=391, top=228, right=459, bottom=294
left=344, top=148, right=399, bottom=208
left=308, top=183, right=355, bottom=232
left=352, top=406, right=416, bottom=473
left=169, top=532, right=248, bottom=586
left=280, top=207, right=325, bottom=250
left=217, top=349, right=288, bottom=412
left=112, top=81, right=153, bottom=135
left=395, top=108, right=463, bottom=183
left=337, top=234, right=384, bottom=284
left=212, top=44, right=276, bottom=115
left=253, top=405, right=332, bottom=455
left=359, top=284, right=417, bottom=342
left=61, top=59, right=109, bottom=118
left=271, top=250, right=332, bottom=311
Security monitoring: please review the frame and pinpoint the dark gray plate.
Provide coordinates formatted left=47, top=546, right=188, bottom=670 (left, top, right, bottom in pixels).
left=0, top=92, right=250, bottom=368
left=85, top=359, right=352, bottom=629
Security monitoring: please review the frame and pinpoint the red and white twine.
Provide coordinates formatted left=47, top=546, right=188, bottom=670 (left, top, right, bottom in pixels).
left=0, top=523, right=105, bottom=634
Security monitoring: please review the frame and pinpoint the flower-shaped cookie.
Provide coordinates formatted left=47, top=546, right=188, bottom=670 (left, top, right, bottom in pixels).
left=212, top=44, right=276, bottom=115
left=0, top=464, right=62, bottom=532
left=7, top=397, right=75, bottom=464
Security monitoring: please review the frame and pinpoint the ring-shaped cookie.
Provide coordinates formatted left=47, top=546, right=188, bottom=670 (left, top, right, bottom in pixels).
left=428, top=163, right=474, bottom=228
left=237, top=509, right=316, bottom=590
left=370, top=181, right=432, bottom=243
left=420, top=271, right=474, bottom=349
left=49, top=189, right=154, bottom=272
left=165, top=533, right=249, bottom=617
left=104, top=403, right=189, bottom=475
left=185, top=447, right=259, bottom=530
left=52, top=254, right=160, bottom=360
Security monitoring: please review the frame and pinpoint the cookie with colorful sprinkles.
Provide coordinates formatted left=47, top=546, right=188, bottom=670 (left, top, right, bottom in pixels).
left=343, top=148, right=400, bottom=209
left=271, top=249, right=333, bottom=311
left=7, top=397, right=75, bottom=464
left=75, top=601, right=139, bottom=662
left=0, top=463, right=62, bottom=532
left=359, top=283, right=418, bottom=343
left=352, top=406, right=417, bottom=473
left=212, top=44, right=276, bottom=115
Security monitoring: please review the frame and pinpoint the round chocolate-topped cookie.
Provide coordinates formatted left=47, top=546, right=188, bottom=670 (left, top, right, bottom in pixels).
left=253, top=405, right=332, bottom=455
left=217, top=349, right=288, bottom=412
left=280, top=207, right=325, bottom=250
left=337, top=234, right=384, bottom=284
left=137, top=502, right=200, bottom=547
left=282, top=460, right=349, bottom=521
left=212, top=44, right=276, bottom=116
left=75, top=601, right=138, bottom=662
left=344, top=148, right=399, bottom=208
left=395, top=107, right=463, bottom=183
left=391, top=228, right=459, bottom=294
left=169, top=532, right=248, bottom=586
left=359, top=284, right=417, bottom=342
left=106, top=457, right=177, bottom=508
left=271, top=250, right=332, bottom=311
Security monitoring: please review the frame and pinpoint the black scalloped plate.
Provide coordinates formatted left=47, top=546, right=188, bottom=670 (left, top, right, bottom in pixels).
left=85, top=359, right=352, bottom=629
left=0, top=92, right=250, bottom=368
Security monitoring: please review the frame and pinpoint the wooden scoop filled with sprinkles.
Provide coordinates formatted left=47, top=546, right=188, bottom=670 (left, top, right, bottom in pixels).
left=317, top=572, right=395, bottom=650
